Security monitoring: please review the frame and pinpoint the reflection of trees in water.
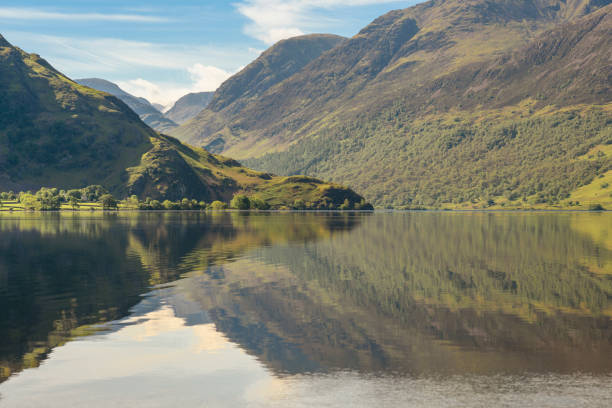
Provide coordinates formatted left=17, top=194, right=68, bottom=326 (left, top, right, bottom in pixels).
left=176, top=213, right=612, bottom=375
left=0, top=213, right=358, bottom=381
left=1, top=212, right=610, bottom=381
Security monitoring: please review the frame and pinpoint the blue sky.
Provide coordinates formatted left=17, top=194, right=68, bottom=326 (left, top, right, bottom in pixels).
left=0, top=0, right=421, bottom=106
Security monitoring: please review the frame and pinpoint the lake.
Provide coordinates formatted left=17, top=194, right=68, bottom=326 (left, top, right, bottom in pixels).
left=0, top=212, right=611, bottom=407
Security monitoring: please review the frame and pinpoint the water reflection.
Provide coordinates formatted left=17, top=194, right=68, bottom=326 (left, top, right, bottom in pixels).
left=0, top=212, right=611, bottom=405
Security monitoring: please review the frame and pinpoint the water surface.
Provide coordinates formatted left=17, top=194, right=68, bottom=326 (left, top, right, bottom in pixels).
left=0, top=212, right=611, bottom=407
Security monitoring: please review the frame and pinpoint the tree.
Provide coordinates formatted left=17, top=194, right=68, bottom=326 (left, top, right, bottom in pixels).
left=68, top=196, right=80, bottom=211
left=100, top=194, right=118, bottom=210
left=149, top=200, right=162, bottom=210
left=163, top=200, right=180, bottom=210
left=339, top=199, right=351, bottom=211
left=126, top=195, right=139, bottom=209
left=180, top=198, right=191, bottom=210
left=354, top=199, right=374, bottom=211
left=39, top=195, right=61, bottom=211
left=210, top=201, right=227, bottom=210
left=82, top=185, right=108, bottom=201
left=230, top=194, right=250, bottom=210
left=251, top=198, right=270, bottom=210
left=20, top=194, right=39, bottom=211
left=66, top=189, right=82, bottom=200
left=293, top=199, right=306, bottom=210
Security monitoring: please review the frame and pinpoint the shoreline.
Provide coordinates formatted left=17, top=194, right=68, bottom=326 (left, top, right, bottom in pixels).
left=0, top=208, right=609, bottom=214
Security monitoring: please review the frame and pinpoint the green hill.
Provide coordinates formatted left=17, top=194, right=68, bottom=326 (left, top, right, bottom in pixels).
left=172, top=0, right=612, bottom=208
left=0, top=35, right=366, bottom=208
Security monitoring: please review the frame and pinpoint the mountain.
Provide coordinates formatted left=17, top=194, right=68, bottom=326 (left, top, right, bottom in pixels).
left=171, top=33, right=346, bottom=154
left=165, top=91, right=214, bottom=124
left=172, top=0, right=612, bottom=209
left=75, top=78, right=178, bottom=133
left=0, top=34, right=366, bottom=208
left=152, top=102, right=166, bottom=112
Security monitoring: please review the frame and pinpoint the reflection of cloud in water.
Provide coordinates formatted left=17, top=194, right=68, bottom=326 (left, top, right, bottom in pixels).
left=192, top=324, right=230, bottom=353
left=118, top=298, right=229, bottom=353
left=121, top=306, right=186, bottom=341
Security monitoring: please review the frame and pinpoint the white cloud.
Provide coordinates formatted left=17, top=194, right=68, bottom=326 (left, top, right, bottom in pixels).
left=188, top=64, right=233, bottom=92
left=235, top=0, right=403, bottom=44
left=0, top=7, right=169, bottom=22
left=6, top=32, right=246, bottom=72
left=117, top=65, right=233, bottom=106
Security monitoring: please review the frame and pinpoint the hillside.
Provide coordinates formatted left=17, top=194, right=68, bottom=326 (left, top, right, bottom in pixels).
left=75, top=78, right=178, bottom=132
left=173, top=0, right=612, bottom=208
left=0, top=35, right=366, bottom=208
left=165, top=92, right=214, bottom=124
left=171, top=33, right=346, bottom=153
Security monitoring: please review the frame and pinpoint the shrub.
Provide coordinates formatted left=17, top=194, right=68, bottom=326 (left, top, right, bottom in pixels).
left=230, top=194, right=251, bottom=210
left=588, top=203, right=605, bottom=211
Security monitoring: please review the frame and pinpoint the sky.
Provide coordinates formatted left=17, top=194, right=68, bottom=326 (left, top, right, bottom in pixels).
left=0, top=0, right=421, bottom=107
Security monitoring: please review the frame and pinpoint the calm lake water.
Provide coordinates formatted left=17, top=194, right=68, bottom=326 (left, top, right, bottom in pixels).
left=0, top=212, right=611, bottom=407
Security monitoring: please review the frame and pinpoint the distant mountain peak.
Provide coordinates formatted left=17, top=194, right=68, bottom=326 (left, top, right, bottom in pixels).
left=165, top=92, right=215, bottom=125
left=76, top=77, right=177, bottom=132
left=205, top=33, right=346, bottom=113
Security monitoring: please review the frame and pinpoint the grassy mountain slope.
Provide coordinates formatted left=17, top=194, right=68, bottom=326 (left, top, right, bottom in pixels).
left=165, top=92, right=214, bottom=124
left=173, top=0, right=611, bottom=208
left=0, top=35, right=366, bottom=207
left=75, top=78, right=178, bottom=132
left=250, top=7, right=612, bottom=208
left=171, top=34, right=346, bottom=154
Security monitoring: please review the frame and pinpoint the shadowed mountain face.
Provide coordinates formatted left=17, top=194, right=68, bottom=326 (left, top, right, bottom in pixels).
left=1, top=212, right=610, bottom=382
left=165, top=92, right=214, bottom=125
left=75, top=78, right=178, bottom=133
left=0, top=35, right=366, bottom=206
left=172, top=0, right=612, bottom=208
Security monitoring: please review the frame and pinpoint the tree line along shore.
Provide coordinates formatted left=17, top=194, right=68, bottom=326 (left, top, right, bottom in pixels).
left=0, top=186, right=374, bottom=212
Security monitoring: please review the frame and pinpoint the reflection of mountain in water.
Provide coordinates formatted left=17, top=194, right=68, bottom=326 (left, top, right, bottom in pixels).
left=176, top=213, right=612, bottom=375
left=1, top=212, right=611, bottom=382
left=0, top=213, right=359, bottom=381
